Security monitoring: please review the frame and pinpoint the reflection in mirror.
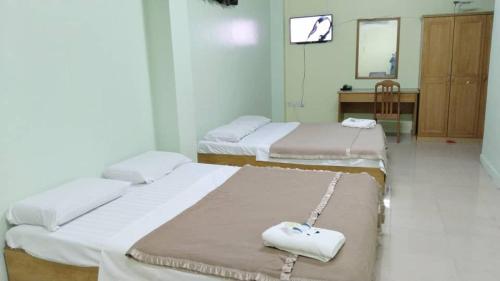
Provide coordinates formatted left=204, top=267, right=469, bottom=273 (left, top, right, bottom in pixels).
left=356, top=18, right=400, bottom=79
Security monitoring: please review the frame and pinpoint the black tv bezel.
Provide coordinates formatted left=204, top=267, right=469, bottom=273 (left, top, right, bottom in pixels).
left=289, top=14, right=334, bottom=45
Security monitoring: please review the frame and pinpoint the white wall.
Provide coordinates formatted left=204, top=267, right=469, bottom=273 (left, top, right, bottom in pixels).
left=481, top=1, right=500, bottom=188
left=0, top=1, right=156, bottom=279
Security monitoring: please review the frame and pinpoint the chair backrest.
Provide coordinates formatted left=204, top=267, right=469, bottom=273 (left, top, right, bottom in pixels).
left=374, top=80, right=401, bottom=118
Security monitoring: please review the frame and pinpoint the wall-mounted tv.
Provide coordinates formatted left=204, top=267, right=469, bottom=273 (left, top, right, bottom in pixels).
left=215, top=0, right=238, bottom=6
left=290, top=14, right=333, bottom=44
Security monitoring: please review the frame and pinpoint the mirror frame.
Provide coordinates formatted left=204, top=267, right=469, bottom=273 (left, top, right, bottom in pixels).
left=355, top=17, right=401, bottom=80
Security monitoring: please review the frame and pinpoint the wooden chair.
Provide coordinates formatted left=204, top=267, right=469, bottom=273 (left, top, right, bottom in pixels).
left=374, top=80, right=401, bottom=143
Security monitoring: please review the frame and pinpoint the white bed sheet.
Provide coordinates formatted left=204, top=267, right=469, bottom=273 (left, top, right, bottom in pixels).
left=98, top=166, right=240, bottom=281
left=5, top=163, right=239, bottom=270
left=198, top=122, right=385, bottom=172
left=198, top=122, right=300, bottom=157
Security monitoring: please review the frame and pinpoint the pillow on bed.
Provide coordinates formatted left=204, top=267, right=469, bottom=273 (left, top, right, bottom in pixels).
left=7, top=178, right=129, bottom=232
left=231, top=115, right=271, bottom=130
left=203, top=123, right=256, bottom=143
left=103, top=151, right=192, bottom=184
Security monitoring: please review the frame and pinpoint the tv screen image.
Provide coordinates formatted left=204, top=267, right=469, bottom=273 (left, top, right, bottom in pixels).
left=290, top=15, right=333, bottom=44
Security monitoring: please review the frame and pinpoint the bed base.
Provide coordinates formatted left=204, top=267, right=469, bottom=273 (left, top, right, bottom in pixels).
left=4, top=247, right=98, bottom=281
left=198, top=153, right=387, bottom=225
left=198, top=153, right=386, bottom=190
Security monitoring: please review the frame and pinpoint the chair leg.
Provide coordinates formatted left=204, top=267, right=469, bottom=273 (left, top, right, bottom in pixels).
left=397, top=120, right=401, bottom=143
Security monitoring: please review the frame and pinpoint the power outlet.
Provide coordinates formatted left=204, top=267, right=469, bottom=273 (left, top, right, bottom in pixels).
left=287, top=101, right=305, bottom=108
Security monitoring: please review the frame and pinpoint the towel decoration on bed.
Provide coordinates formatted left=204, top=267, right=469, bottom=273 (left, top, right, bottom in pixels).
left=341, top=118, right=376, bottom=129
left=262, top=173, right=344, bottom=281
left=262, top=222, right=346, bottom=262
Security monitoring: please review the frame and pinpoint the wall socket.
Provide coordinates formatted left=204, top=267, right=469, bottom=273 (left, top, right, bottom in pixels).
left=287, top=101, right=305, bottom=108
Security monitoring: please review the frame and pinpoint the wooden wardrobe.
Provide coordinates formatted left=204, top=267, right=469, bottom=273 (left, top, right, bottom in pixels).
left=418, top=12, right=493, bottom=139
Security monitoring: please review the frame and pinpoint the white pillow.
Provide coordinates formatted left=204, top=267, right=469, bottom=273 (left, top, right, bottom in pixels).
left=7, top=178, right=129, bottom=232
left=231, top=115, right=271, bottom=130
left=203, top=123, right=256, bottom=143
left=103, top=151, right=192, bottom=184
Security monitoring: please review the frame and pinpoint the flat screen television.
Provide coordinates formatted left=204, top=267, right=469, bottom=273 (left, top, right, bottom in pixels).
left=290, top=14, right=333, bottom=44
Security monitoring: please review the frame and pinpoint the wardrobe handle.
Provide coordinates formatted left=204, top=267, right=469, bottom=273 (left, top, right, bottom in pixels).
left=466, top=81, right=471, bottom=85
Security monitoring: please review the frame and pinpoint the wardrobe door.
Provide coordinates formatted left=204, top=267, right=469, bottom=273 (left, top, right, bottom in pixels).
left=418, top=17, right=454, bottom=137
left=447, top=15, right=485, bottom=138
left=477, top=15, right=493, bottom=138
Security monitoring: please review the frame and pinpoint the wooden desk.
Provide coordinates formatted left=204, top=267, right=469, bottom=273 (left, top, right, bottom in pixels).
left=338, top=89, right=420, bottom=135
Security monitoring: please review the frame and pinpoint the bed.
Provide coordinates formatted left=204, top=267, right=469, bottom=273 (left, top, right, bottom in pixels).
left=198, top=121, right=387, bottom=188
left=5, top=162, right=380, bottom=281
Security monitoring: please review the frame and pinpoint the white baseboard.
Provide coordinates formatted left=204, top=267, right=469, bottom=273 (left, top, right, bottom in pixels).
left=480, top=154, right=500, bottom=189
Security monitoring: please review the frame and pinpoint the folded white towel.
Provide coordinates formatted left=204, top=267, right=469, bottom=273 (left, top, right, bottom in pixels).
left=341, top=118, right=376, bottom=129
left=262, top=222, right=346, bottom=262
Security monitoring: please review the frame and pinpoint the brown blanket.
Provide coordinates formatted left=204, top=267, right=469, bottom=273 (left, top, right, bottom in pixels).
left=269, top=123, right=387, bottom=164
left=128, top=166, right=379, bottom=281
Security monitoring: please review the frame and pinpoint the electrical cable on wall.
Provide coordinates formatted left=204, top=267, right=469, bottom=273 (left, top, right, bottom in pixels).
left=300, top=45, right=307, bottom=107
left=297, top=16, right=332, bottom=108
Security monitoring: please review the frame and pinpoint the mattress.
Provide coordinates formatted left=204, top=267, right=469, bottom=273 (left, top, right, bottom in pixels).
left=99, top=168, right=378, bottom=281
left=125, top=167, right=379, bottom=281
left=198, top=122, right=385, bottom=171
left=98, top=165, right=242, bottom=281
left=6, top=163, right=378, bottom=281
left=5, top=163, right=239, bottom=269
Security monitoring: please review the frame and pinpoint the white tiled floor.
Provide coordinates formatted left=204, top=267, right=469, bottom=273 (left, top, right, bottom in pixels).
left=376, top=136, right=500, bottom=281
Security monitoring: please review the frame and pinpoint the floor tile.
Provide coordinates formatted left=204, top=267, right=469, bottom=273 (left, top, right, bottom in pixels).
left=378, top=135, right=500, bottom=281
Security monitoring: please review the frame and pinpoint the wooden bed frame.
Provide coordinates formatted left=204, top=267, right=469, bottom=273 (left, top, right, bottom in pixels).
left=4, top=247, right=98, bottom=281
left=4, top=158, right=386, bottom=281
left=198, top=153, right=386, bottom=190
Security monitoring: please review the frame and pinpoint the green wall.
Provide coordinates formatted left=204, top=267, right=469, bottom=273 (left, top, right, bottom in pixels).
left=481, top=1, right=500, bottom=188
left=143, top=0, right=199, bottom=159
left=0, top=1, right=156, bottom=279
left=143, top=0, right=181, bottom=153
left=168, top=0, right=199, bottom=159
left=271, top=0, right=286, bottom=122
left=284, top=0, right=495, bottom=124
left=188, top=0, right=273, bottom=137
left=143, top=0, right=274, bottom=157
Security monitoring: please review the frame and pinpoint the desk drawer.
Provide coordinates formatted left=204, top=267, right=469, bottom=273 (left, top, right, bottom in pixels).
left=339, top=93, right=418, bottom=103
left=339, top=93, right=374, bottom=102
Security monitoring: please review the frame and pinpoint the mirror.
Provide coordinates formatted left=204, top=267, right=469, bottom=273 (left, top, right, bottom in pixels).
left=356, top=18, right=400, bottom=79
